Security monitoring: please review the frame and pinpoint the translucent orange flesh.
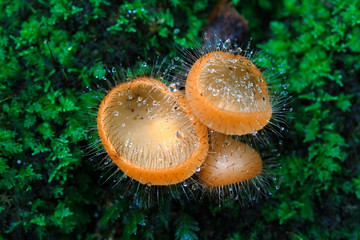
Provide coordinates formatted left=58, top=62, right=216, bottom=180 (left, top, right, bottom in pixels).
left=198, top=132, right=263, bottom=187
left=97, top=77, right=209, bottom=185
left=186, top=51, right=272, bottom=135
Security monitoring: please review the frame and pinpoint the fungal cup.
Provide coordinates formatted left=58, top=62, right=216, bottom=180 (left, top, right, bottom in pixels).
left=97, top=77, right=209, bottom=186
left=186, top=51, right=272, bottom=135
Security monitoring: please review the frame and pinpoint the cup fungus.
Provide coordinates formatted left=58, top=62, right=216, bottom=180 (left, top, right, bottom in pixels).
left=186, top=51, right=272, bottom=135
left=97, top=77, right=209, bottom=186
left=198, top=132, right=263, bottom=188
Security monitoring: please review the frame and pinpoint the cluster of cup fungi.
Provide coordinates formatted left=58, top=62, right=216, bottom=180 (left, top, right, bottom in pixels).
left=96, top=38, right=287, bottom=205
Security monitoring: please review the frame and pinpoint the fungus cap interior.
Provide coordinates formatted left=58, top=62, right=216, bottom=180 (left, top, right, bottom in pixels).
left=103, top=80, right=198, bottom=169
left=199, top=52, right=271, bottom=113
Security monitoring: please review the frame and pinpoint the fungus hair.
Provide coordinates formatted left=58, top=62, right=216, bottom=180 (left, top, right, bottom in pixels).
left=174, top=34, right=290, bottom=139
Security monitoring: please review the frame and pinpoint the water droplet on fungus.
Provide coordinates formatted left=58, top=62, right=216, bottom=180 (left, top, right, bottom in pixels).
left=113, top=110, right=119, bottom=116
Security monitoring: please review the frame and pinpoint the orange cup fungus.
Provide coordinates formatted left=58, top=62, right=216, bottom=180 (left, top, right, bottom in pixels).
left=198, top=132, right=263, bottom=188
left=97, top=77, right=208, bottom=186
left=186, top=51, right=272, bottom=136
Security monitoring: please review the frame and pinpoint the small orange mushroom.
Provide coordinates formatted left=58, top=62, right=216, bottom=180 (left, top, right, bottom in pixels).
left=198, top=132, right=263, bottom=187
left=186, top=51, right=272, bottom=135
left=97, top=77, right=208, bottom=186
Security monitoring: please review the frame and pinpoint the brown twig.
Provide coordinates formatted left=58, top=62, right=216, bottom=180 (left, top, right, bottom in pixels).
left=44, top=40, right=69, bottom=85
